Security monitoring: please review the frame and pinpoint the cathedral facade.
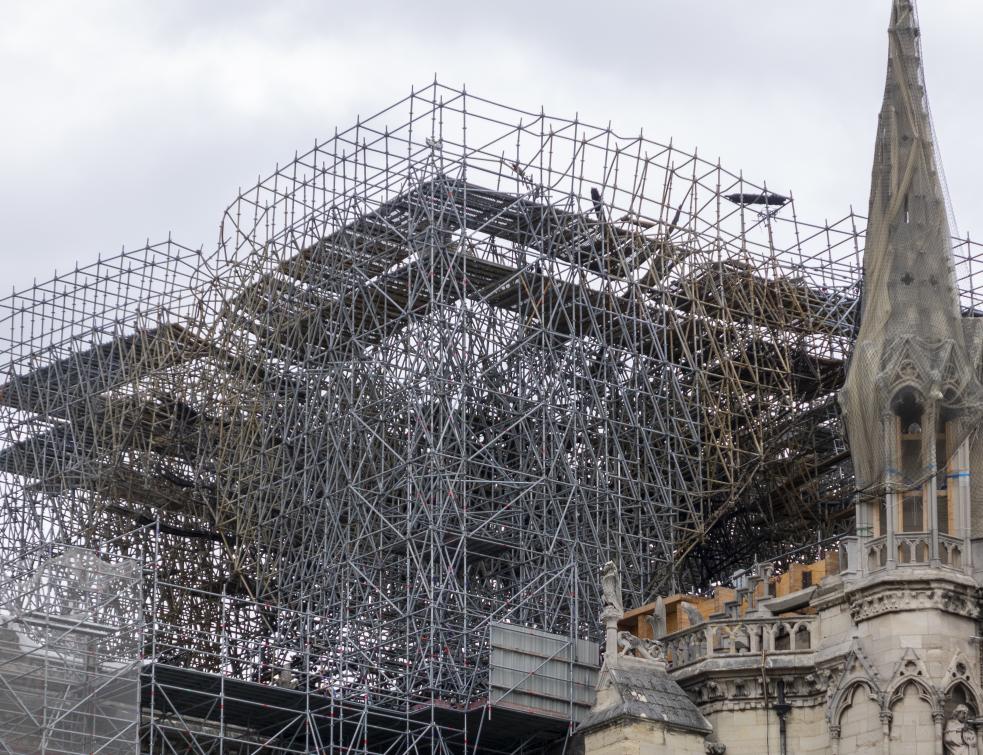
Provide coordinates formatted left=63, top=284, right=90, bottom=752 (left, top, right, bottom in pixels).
left=579, top=2, right=983, bottom=753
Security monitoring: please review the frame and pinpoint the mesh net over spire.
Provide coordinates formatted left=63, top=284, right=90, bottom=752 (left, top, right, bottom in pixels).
left=840, top=0, right=983, bottom=494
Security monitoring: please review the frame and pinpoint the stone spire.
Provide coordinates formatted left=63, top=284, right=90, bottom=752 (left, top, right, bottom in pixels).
left=840, top=0, right=983, bottom=490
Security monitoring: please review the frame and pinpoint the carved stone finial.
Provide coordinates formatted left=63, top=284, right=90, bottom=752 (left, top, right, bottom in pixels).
left=646, top=595, right=667, bottom=639
left=682, top=602, right=705, bottom=627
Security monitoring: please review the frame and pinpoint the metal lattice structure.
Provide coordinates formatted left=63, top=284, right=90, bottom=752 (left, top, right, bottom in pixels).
left=0, top=544, right=142, bottom=753
left=2, top=83, right=983, bottom=752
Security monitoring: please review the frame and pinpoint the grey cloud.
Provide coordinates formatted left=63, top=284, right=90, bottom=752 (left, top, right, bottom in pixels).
left=1, top=1, right=981, bottom=294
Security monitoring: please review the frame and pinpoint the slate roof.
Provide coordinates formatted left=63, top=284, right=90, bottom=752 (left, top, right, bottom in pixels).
left=577, top=664, right=712, bottom=735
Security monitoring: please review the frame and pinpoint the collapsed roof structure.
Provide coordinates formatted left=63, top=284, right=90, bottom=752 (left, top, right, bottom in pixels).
left=1, top=82, right=982, bottom=752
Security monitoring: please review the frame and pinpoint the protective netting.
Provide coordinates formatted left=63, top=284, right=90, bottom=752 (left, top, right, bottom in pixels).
left=840, top=0, right=983, bottom=494
left=0, top=545, right=142, bottom=754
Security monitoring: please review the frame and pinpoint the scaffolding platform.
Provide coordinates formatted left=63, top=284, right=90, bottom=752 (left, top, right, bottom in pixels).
left=144, top=663, right=578, bottom=753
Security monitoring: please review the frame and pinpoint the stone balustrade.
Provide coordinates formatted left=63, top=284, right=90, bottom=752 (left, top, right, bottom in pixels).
left=939, top=534, right=965, bottom=568
left=863, top=532, right=965, bottom=572
left=663, top=615, right=817, bottom=671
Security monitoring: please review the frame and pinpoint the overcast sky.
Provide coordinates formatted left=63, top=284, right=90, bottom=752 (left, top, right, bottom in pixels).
left=2, top=1, right=981, bottom=295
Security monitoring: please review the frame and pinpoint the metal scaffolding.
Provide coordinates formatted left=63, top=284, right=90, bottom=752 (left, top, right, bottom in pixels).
left=2, top=82, right=983, bottom=752
left=0, top=543, right=142, bottom=752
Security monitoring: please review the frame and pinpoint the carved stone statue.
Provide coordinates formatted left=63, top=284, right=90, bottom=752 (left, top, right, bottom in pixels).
left=601, top=561, right=623, bottom=615
left=617, top=631, right=665, bottom=662
left=643, top=638, right=665, bottom=662
left=944, top=705, right=976, bottom=755
left=645, top=595, right=667, bottom=639
left=681, top=602, right=705, bottom=627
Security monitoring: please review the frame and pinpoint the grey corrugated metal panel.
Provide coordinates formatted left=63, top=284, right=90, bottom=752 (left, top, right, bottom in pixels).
left=490, top=622, right=598, bottom=664
left=490, top=669, right=595, bottom=707
left=489, top=655, right=597, bottom=700
left=489, top=657, right=595, bottom=688
left=488, top=651, right=597, bottom=695
left=492, top=689, right=586, bottom=719
left=492, top=679, right=569, bottom=705
left=489, top=621, right=600, bottom=719
left=569, top=640, right=598, bottom=666
left=491, top=647, right=570, bottom=672
left=575, top=638, right=599, bottom=663
left=494, top=690, right=567, bottom=719
left=492, top=691, right=594, bottom=723
left=490, top=666, right=571, bottom=698
left=570, top=665, right=597, bottom=686
left=491, top=624, right=566, bottom=657
left=489, top=663, right=565, bottom=692
left=494, top=691, right=568, bottom=719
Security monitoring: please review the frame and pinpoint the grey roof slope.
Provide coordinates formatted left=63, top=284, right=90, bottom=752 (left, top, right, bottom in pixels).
left=577, top=664, right=711, bottom=735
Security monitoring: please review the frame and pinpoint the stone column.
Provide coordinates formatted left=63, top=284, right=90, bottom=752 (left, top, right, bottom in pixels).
left=601, top=606, right=620, bottom=663
left=933, top=712, right=945, bottom=755
left=880, top=711, right=892, bottom=755
left=884, top=412, right=897, bottom=568
left=957, top=438, right=973, bottom=571
left=925, top=400, right=940, bottom=564
left=856, top=491, right=871, bottom=573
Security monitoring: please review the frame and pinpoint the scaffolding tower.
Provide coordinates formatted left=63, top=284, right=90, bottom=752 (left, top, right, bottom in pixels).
left=2, top=82, right=983, bottom=752
left=0, top=544, right=142, bottom=752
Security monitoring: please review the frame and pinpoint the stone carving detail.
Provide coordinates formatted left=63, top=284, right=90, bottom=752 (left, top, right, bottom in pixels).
left=681, top=602, right=705, bottom=627
left=687, top=671, right=828, bottom=711
left=817, top=667, right=841, bottom=708
left=886, top=647, right=939, bottom=716
left=826, top=640, right=885, bottom=727
left=825, top=641, right=966, bottom=740
left=617, top=631, right=665, bottom=662
left=890, top=647, right=930, bottom=687
left=943, top=651, right=978, bottom=693
left=600, top=561, right=623, bottom=616
left=944, top=705, right=976, bottom=755
left=702, top=681, right=724, bottom=702
left=803, top=673, right=821, bottom=694
left=847, top=585, right=980, bottom=622
left=705, top=743, right=726, bottom=755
